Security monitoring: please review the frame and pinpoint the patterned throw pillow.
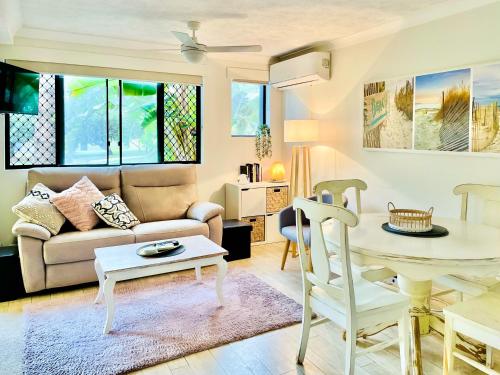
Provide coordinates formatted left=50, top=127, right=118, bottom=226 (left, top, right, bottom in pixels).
left=92, top=194, right=140, bottom=230
left=51, top=176, right=105, bottom=231
left=12, top=183, right=66, bottom=235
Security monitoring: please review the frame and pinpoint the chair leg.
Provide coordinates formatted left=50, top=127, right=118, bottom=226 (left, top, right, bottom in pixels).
left=280, top=239, right=291, bottom=270
left=291, top=242, right=298, bottom=258
left=398, top=312, right=411, bottom=375
left=297, top=291, right=312, bottom=364
left=443, top=317, right=456, bottom=375
left=344, top=323, right=357, bottom=375
left=486, top=345, right=494, bottom=368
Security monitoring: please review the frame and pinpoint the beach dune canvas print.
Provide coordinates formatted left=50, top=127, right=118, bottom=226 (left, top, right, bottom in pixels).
left=472, top=63, right=500, bottom=153
left=363, top=78, right=414, bottom=149
left=414, top=69, right=471, bottom=152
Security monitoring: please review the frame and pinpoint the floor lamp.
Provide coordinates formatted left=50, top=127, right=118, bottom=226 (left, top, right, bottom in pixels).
left=284, top=120, right=319, bottom=200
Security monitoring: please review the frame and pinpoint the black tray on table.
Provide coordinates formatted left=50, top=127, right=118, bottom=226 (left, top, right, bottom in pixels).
left=381, top=223, right=449, bottom=238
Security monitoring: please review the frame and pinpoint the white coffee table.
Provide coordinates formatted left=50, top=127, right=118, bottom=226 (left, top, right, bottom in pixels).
left=94, top=235, right=228, bottom=334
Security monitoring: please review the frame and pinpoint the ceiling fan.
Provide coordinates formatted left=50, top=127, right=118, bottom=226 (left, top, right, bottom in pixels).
left=160, top=21, right=262, bottom=63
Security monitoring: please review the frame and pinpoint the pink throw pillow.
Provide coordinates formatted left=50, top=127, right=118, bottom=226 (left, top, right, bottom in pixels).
left=51, top=176, right=105, bottom=231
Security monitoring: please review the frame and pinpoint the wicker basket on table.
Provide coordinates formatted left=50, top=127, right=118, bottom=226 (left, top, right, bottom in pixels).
left=387, top=202, right=434, bottom=233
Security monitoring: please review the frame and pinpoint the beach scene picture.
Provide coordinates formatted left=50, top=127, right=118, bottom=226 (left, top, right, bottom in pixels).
left=414, top=68, right=471, bottom=152
left=363, top=78, right=414, bottom=149
left=472, top=63, right=500, bottom=153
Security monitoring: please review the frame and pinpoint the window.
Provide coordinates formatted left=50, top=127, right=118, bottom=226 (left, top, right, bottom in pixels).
left=231, top=81, right=268, bottom=136
left=121, top=81, right=159, bottom=164
left=8, top=74, right=56, bottom=167
left=6, top=74, right=201, bottom=168
left=63, top=76, right=108, bottom=165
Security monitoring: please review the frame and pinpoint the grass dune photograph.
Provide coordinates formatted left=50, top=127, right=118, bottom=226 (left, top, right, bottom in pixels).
left=472, top=63, right=500, bottom=153
left=414, top=68, right=471, bottom=152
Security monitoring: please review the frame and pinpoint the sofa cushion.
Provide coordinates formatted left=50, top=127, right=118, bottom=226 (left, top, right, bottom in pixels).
left=121, top=165, right=197, bottom=222
left=43, top=227, right=135, bottom=265
left=281, top=225, right=311, bottom=246
left=51, top=177, right=105, bottom=231
left=132, top=219, right=209, bottom=243
left=92, top=193, right=140, bottom=229
left=28, top=167, right=121, bottom=196
left=12, top=183, right=66, bottom=235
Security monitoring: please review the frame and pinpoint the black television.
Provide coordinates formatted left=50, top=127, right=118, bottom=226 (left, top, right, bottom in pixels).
left=0, top=62, right=40, bottom=115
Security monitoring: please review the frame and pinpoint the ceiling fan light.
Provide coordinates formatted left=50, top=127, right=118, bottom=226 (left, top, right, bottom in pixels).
left=182, top=49, right=205, bottom=64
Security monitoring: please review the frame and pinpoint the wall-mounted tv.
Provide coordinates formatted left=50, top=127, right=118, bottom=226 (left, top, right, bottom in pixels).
left=0, top=62, right=40, bottom=115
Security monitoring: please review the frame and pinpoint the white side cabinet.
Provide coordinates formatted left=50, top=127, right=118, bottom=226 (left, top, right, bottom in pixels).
left=226, top=182, right=289, bottom=244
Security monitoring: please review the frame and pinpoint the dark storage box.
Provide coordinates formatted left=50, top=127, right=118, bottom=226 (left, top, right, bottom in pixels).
left=0, top=245, right=25, bottom=302
left=222, top=220, right=252, bottom=261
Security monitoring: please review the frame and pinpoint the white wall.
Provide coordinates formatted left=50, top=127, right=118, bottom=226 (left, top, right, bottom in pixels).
left=283, top=2, right=500, bottom=216
left=0, top=41, right=283, bottom=245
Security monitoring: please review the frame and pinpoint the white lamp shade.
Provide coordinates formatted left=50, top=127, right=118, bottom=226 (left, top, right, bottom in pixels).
left=284, top=120, right=320, bottom=143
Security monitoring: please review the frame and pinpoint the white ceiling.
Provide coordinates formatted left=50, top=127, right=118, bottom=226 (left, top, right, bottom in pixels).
left=2, top=0, right=498, bottom=60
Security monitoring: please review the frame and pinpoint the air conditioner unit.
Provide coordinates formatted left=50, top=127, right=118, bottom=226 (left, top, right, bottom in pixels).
left=269, top=51, right=330, bottom=90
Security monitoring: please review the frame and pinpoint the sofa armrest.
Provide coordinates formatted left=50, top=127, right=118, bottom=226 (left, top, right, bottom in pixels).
left=187, top=201, right=224, bottom=223
left=17, top=235, right=46, bottom=293
left=12, top=219, right=51, bottom=241
left=207, top=215, right=223, bottom=246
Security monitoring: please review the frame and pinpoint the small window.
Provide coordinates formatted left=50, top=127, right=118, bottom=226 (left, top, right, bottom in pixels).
left=231, top=81, right=267, bottom=137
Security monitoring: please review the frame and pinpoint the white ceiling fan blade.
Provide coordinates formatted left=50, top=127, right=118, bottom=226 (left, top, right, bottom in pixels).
left=144, top=48, right=180, bottom=52
left=171, top=31, right=197, bottom=48
left=206, top=45, right=262, bottom=53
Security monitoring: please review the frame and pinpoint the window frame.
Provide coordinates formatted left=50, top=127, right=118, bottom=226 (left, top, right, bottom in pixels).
left=230, top=81, right=268, bottom=138
left=5, top=75, right=202, bottom=169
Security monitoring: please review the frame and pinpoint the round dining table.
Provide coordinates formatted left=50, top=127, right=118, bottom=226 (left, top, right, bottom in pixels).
left=324, top=213, right=500, bottom=375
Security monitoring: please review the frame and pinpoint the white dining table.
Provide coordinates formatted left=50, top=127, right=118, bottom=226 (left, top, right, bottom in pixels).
left=324, top=213, right=500, bottom=375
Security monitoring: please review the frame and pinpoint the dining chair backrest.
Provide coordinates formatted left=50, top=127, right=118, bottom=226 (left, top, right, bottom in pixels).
left=313, top=179, right=367, bottom=215
left=293, top=197, right=359, bottom=315
left=454, top=184, right=500, bottom=228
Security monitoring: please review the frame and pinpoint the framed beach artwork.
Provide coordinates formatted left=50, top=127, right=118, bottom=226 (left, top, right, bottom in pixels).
left=414, top=68, right=471, bottom=152
left=363, top=78, right=414, bottom=149
left=361, top=63, right=500, bottom=156
left=472, top=63, right=500, bottom=153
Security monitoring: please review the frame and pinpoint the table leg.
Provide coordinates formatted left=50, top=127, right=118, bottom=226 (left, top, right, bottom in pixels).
left=216, top=259, right=228, bottom=305
left=94, top=259, right=104, bottom=304
left=103, top=278, right=116, bottom=334
left=398, top=275, right=432, bottom=375
left=195, top=266, right=202, bottom=281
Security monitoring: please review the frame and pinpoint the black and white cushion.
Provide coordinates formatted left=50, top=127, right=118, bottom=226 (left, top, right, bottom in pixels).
left=92, top=194, right=140, bottom=230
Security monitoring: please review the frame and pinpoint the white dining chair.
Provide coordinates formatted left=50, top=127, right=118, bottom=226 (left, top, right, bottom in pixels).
left=435, top=184, right=500, bottom=369
left=314, top=179, right=396, bottom=283
left=293, top=197, right=411, bottom=375
left=443, top=292, right=500, bottom=374
left=435, top=184, right=500, bottom=300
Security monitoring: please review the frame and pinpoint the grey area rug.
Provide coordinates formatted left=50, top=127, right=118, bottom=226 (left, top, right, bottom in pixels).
left=23, top=270, right=303, bottom=375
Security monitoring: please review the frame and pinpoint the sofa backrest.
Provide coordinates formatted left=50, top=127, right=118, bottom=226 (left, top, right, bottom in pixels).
left=27, top=167, right=121, bottom=196
left=120, top=164, right=198, bottom=223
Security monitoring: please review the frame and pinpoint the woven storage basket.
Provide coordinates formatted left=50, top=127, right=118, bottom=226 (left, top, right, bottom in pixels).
left=266, top=186, right=288, bottom=213
left=241, top=215, right=265, bottom=242
left=388, top=202, right=433, bottom=233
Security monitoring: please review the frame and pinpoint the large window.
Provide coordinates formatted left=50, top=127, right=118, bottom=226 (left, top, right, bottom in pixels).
left=231, top=81, right=268, bottom=137
left=6, top=73, right=201, bottom=168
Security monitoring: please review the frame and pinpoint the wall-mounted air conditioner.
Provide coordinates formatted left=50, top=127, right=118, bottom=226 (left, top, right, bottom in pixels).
left=269, top=51, right=331, bottom=90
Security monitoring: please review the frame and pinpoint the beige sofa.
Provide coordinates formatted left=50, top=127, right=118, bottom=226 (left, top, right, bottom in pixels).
left=12, top=165, right=224, bottom=293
